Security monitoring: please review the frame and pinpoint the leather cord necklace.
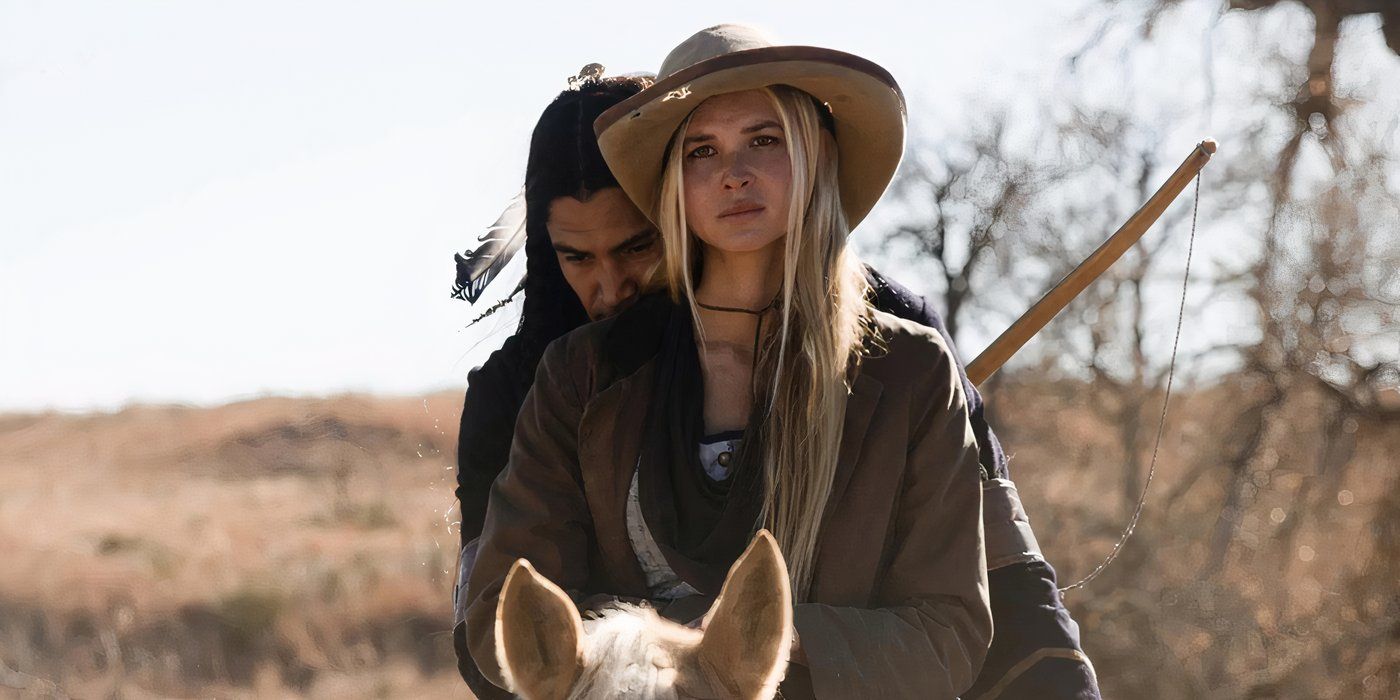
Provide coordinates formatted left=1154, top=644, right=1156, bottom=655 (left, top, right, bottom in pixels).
left=694, top=293, right=782, bottom=401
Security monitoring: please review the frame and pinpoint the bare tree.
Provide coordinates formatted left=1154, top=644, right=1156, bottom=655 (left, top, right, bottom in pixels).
left=869, top=1, right=1400, bottom=696
left=879, top=113, right=1045, bottom=345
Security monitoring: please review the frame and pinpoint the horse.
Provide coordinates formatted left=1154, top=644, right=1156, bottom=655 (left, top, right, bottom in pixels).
left=493, top=530, right=792, bottom=700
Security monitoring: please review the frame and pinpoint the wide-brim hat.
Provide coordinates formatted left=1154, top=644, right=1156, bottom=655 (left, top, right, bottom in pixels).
left=594, top=24, right=906, bottom=230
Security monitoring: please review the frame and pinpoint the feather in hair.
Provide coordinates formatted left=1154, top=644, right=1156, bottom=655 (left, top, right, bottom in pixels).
left=451, top=188, right=527, bottom=304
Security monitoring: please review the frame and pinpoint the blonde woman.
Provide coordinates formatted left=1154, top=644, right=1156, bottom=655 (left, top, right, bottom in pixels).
left=466, top=26, right=992, bottom=698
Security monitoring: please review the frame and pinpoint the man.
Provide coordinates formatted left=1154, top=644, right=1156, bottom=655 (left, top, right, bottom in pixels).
left=452, top=70, right=1099, bottom=699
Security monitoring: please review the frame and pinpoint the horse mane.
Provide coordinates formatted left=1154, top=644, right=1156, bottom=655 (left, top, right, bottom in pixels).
left=568, top=604, right=710, bottom=700
left=497, top=532, right=790, bottom=700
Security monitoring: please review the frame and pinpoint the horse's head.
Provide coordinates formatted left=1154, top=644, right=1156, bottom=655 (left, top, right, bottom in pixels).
left=494, top=530, right=792, bottom=700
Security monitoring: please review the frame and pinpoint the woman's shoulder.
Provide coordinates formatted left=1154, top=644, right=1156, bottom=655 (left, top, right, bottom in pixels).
left=866, top=309, right=956, bottom=364
left=537, top=292, right=674, bottom=391
left=541, top=311, right=613, bottom=364
left=860, top=309, right=961, bottom=393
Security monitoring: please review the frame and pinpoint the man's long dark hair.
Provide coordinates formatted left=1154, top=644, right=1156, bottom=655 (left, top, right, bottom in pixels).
left=515, top=74, right=651, bottom=378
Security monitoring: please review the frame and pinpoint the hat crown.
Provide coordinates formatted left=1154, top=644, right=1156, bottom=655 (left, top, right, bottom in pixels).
left=596, top=24, right=905, bottom=232
left=658, top=24, right=779, bottom=80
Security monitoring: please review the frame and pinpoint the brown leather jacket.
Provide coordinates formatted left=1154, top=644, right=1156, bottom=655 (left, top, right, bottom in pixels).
left=464, top=307, right=992, bottom=699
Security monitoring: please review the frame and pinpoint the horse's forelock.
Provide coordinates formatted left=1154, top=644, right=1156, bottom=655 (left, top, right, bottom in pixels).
left=567, top=605, right=703, bottom=700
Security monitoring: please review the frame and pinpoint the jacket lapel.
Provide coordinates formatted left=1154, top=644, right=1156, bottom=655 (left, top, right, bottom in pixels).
left=577, top=361, right=655, bottom=594
left=823, top=372, right=883, bottom=525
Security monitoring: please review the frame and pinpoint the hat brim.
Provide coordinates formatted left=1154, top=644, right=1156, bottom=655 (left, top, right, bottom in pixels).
left=595, top=45, right=906, bottom=230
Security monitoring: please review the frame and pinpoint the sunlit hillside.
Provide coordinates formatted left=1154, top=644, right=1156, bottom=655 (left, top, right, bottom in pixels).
left=0, top=391, right=468, bottom=699
left=2, top=376, right=1394, bottom=697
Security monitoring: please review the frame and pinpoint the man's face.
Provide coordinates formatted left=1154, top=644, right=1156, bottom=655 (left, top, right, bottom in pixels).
left=546, top=188, right=662, bottom=320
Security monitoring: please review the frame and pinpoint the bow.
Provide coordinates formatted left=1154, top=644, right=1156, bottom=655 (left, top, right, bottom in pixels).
left=967, top=140, right=1217, bottom=385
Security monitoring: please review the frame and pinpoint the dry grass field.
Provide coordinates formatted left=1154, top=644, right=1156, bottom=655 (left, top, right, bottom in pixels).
left=0, top=391, right=470, bottom=699
left=1, top=378, right=1395, bottom=697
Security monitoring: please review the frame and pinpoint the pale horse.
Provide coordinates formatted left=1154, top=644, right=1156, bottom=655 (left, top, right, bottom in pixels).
left=493, top=530, right=792, bottom=700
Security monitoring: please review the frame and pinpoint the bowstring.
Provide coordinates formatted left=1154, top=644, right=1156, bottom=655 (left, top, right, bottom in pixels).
left=1060, top=172, right=1201, bottom=595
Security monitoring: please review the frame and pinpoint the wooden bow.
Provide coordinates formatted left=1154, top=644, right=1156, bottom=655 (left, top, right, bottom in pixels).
left=966, top=140, right=1217, bottom=386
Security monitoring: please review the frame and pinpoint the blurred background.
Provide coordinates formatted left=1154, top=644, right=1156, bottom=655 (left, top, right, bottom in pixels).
left=2, top=0, right=1397, bottom=697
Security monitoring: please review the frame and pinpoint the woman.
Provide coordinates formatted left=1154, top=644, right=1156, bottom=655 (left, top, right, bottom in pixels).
left=465, top=26, right=991, bottom=698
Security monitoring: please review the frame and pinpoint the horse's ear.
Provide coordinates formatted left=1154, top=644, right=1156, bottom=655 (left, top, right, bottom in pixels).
left=698, top=530, right=792, bottom=698
left=495, top=559, right=586, bottom=700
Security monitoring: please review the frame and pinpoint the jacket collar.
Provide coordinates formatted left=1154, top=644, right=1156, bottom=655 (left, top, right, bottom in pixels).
left=600, top=292, right=672, bottom=381
left=577, top=359, right=656, bottom=595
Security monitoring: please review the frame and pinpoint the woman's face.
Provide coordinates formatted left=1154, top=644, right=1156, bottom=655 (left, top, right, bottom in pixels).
left=681, top=90, right=792, bottom=255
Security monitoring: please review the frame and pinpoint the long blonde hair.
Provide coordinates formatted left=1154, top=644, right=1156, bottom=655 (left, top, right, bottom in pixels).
left=656, top=85, right=873, bottom=599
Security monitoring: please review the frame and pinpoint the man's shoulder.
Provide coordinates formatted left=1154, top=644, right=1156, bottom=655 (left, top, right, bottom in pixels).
left=468, top=334, right=527, bottom=393
left=866, top=266, right=933, bottom=325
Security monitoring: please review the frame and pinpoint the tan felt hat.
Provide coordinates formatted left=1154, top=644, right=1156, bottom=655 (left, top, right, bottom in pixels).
left=594, top=24, right=906, bottom=230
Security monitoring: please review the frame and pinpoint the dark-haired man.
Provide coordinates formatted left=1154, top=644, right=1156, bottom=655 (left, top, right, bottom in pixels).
left=452, top=73, right=1099, bottom=699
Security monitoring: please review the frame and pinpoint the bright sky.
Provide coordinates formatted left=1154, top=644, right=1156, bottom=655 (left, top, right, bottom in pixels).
left=1, top=1, right=1391, bottom=412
